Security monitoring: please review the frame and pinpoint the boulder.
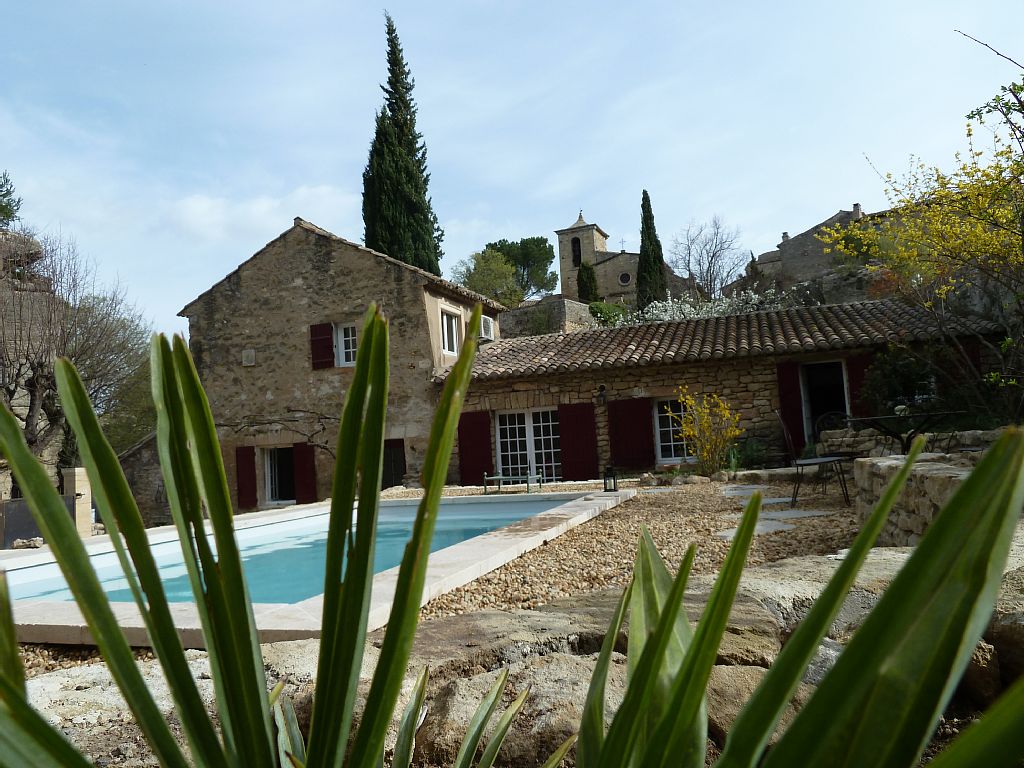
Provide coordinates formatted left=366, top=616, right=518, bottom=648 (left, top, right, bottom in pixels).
left=705, top=665, right=814, bottom=746
left=958, top=639, right=1001, bottom=708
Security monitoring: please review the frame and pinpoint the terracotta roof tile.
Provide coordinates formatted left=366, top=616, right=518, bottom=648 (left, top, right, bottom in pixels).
left=443, top=300, right=999, bottom=382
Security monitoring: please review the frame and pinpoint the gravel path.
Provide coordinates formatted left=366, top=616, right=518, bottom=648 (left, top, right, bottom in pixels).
left=19, top=480, right=854, bottom=678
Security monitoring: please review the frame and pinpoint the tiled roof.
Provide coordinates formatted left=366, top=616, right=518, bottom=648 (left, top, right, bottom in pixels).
left=449, top=300, right=998, bottom=382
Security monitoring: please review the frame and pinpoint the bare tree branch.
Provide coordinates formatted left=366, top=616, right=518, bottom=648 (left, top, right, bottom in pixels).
left=668, top=216, right=745, bottom=298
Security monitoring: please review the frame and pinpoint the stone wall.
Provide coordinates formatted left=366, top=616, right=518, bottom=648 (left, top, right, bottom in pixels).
left=820, top=426, right=1006, bottom=458
left=459, top=356, right=789, bottom=479
left=853, top=430, right=1007, bottom=546
left=498, top=297, right=596, bottom=338
left=119, top=433, right=170, bottom=527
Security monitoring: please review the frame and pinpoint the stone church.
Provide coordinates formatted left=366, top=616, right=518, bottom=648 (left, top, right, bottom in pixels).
left=555, top=211, right=698, bottom=305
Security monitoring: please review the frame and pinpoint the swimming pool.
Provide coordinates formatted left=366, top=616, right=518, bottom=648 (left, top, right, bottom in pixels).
left=5, top=495, right=576, bottom=605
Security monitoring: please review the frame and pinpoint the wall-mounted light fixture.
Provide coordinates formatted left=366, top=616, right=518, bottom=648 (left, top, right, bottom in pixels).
left=596, top=384, right=607, bottom=405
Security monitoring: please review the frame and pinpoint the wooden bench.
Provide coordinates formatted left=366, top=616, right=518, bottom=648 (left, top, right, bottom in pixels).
left=483, top=473, right=543, bottom=494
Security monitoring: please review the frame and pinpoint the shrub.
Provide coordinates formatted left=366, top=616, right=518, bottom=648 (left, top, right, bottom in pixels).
left=669, top=387, right=744, bottom=476
left=589, top=300, right=627, bottom=326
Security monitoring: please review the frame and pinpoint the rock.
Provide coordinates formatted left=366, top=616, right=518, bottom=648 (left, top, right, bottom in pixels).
left=711, top=471, right=729, bottom=482
left=802, top=638, right=843, bottom=686
left=638, top=472, right=659, bottom=487
left=11, top=537, right=43, bottom=549
left=986, top=565, right=1024, bottom=685
left=674, top=474, right=710, bottom=485
left=705, top=665, right=813, bottom=746
left=958, top=639, right=1001, bottom=707
left=710, top=595, right=783, bottom=668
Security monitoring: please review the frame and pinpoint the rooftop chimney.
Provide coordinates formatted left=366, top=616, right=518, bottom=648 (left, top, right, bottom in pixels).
left=853, top=202, right=863, bottom=219
left=781, top=231, right=790, bottom=242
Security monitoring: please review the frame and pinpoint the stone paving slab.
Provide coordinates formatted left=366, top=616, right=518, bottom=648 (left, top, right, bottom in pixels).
left=721, top=485, right=769, bottom=497
left=714, top=520, right=797, bottom=540
left=761, top=508, right=838, bottom=521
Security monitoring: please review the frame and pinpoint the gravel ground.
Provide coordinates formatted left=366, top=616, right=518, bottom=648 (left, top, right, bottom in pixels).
left=18, top=480, right=854, bottom=678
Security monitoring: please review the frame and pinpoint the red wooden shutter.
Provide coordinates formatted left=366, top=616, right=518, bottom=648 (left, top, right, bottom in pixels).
left=310, top=323, right=335, bottom=370
left=844, top=352, right=875, bottom=417
left=558, top=402, right=599, bottom=480
left=235, top=445, right=258, bottom=510
left=607, top=397, right=655, bottom=470
left=776, top=361, right=806, bottom=455
left=457, top=411, right=493, bottom=485
left=293, top=442, right=318, bottom=504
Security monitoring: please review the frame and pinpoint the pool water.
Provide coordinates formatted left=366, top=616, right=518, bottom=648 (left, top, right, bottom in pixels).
left=6, top=497, right=569, bottom=604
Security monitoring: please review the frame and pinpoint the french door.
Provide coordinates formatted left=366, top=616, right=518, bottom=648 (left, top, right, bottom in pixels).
left=496, top=409, right=562, bottom=481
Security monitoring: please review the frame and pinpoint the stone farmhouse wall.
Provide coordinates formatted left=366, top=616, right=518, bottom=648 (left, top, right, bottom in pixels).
left=457, top=355, right=788, bottom=482
left=499, top=297, right=596, bottom=338
left=181, top=222, right=489, bottom=510
left=118, top=433, right=170, bottom=527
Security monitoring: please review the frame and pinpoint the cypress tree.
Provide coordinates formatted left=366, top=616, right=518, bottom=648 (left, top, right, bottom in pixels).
left=636, top=189, right=668, bottom=309
left=577, top=261, right=600, bottom=302
left=362, top=13, right=443, bottom=275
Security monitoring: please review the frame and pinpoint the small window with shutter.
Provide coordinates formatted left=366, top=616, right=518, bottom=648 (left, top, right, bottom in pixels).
left=310, top=322, right=357, bottom=369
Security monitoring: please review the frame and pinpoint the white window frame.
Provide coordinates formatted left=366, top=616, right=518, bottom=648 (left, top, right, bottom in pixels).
left=653, top=398, right=690, bottom=464
left=333, top=323, right=358, bottom=367
left=495, top=407, right=562, bottom=482
left=440, top=309, right=462, bottom=356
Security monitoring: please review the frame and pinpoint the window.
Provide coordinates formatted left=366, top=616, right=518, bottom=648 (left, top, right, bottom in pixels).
left=334, top=323, right=357, bottom=366
left=654, top=398, right=688, bottom=462
left=619, top=272, right=632, bottom=286
left=496, top=409, right=562, bottom=481
left=441, top=310, right=461, bottom=355
left=571, top=237, right=582, bottom=267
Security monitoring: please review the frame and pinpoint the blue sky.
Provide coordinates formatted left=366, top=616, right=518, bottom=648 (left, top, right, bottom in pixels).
left=3, top=1, right=1022, bottom=334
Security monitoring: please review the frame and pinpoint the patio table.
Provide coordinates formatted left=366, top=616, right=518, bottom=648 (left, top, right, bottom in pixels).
left=846, top=410, right=967, bottom=455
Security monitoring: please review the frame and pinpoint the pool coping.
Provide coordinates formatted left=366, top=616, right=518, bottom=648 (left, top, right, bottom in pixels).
left=5, top=489, right=635, bottom=647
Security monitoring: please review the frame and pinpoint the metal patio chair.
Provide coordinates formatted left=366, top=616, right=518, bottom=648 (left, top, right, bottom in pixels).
left=775, top=410, right=851, bottom=506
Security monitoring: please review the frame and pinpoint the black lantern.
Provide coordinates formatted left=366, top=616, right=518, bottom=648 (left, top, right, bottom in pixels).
left=603, top=465, right=618, bottom=492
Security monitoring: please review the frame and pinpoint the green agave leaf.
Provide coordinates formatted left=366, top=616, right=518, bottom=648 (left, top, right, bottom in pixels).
left=577, top=577, right=632, bottom=767
left=627, top=532, right=704, bottom=764
left=348, top=306, right=483, bottom=768
left=478, top=683, right=531, bottom=768
left=0, top=389, right=189, bottom=768
left=927, top=675, right=1024, bottom=768
left=717, top=437, right=926, bottom=768
left=306, top=308, right=384, bottom=767
left=764, top=430, right=1024, bottom=768
left=598, top=538, right=698, bottom=768
left=640, top=493, right=763, bottom=768
left=0, top=571, right=25, bottom=698
left=57, top=357, right=227, bottom=767
left=454, top=667, right=510, bottom=768
left=170, top=335, right=277, bottom=766
left=0, top=692, right=94, bottom=768
left=392, top=667, right=430, bottom=768
left=151, top=335, right=240, bottom=755
left=274, top=697, right=307, bottom=768
left=538, top=732, right=578, bottom=768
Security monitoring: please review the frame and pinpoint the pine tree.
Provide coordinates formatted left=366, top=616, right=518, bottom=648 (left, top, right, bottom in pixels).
left=362, top=13, right=443, bottom=275
left=636, top=189, right=668, bottom=309
left=0, top=170, right=22, bottom=229
left=577, top=262, right=600, bottom=302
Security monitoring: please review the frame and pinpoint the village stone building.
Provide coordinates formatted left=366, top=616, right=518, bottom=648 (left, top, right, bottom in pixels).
left=450, top=300, right=992, bottom=485
left=727, top=203, right=890, bottom=303
left=177, top=218, right=502, bottom=511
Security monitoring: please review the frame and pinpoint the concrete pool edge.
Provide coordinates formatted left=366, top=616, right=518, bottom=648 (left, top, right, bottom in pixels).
left=8, top=489, right=635, bottom=647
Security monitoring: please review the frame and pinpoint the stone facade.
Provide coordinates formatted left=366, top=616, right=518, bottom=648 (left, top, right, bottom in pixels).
left=458, top=355, right=799, bottom=480
left=555, top=212, right=697, bottom=305
left=118, top=433, right=171, bottom=527
left=179, top=218, right=500, bottom=511
left=498, top=296, right=596, bottom=338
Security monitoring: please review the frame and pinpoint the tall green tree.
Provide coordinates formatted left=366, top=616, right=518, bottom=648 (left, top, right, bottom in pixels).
left=577, top=262, right=600, bottom=302
left=0, top=170, right=22, bottom=229
left=485, top=236, right=558, bottom=298
left=450, top=248, right=524, bottom=307
left=637, top=189, right=668, bottom=308
left=362, top=13, right=443, bottom=275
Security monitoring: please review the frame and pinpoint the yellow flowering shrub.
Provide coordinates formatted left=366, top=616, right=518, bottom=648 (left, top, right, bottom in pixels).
left=669, top=387, right=744, bottom=476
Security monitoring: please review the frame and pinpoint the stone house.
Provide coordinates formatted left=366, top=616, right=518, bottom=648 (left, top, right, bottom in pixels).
left=178, top=218, right=503, bottom=511
left=450, top=300, right=993, bottom=483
